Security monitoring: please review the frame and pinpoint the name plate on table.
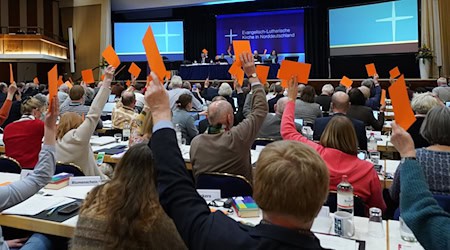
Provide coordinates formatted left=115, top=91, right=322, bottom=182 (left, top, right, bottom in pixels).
left=197, top=189, right=221, bottom=201
left=69, top=176, right=101, bottom=186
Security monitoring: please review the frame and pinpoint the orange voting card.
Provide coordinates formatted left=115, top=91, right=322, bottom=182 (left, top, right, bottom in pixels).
left=128, top=62, right=141, bottom=78
left=365, top=63, right=377, bottom=77
left=81, top=69, right=95, bottom=84
left=388, top=75, right=416, bottom=130
left=340, top=76, right=353, bottom=88
left=126, top=80, right=131, bottom=87
left=0, top=182, right=11, bottom=186
left=146, top=74, right=153, bottom=87
left=48, top=65, right=58, bottom=110
left=233, top=40, right=252, bottom=64
left=101, top=74, right=105, bottom=81
left=9, top=63, right=14, bottom=83
left=280, top=79, right=288, bottom=88
left=165, top=71, right=171, bottom=80
left=33, top=77, right=39, bottom=84
left=102, top=45, right=121, bottom=68
left=236, top=67, right=245, bottom=86
left=228, top=61, right=241, bottom=77
left=142, top=26, right=166, bottom=81
left=276, top=69, right=280, bottom=79
left=278, top=60, right=311, bottom=84
left=380, top=89, right=386, bottom=105
left=57, top=75, right=63, bottom=87
left=256, top=65, right=270, bottom=84
left=389, top=66, right=401, bottom=79
left=65, top=81, right=73, bottom=89
left=202, top=48, right=208, bottom=54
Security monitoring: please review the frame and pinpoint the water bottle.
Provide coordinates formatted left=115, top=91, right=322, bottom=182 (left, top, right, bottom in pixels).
left=122, top=122, right=131, bottom=141
left=175, top=124, right=182, bottom=146
left=367, top=132, right=377, bottom=152
left=337, top=175, right=354, bottom=215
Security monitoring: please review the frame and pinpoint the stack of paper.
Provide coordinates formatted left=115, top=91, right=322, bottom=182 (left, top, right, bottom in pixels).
left=2, top=195, right=75, bottom=216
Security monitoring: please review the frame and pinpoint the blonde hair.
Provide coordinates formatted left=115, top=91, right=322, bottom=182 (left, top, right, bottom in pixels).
left=411, top=92, right=441, bottom=115
left=254, top=141, right=329, bottom=224
left=57, top=112, right=83, bottom=139
left=320, top=116, right=358, bottom=155
left=21, top=97, right=45, bottom=115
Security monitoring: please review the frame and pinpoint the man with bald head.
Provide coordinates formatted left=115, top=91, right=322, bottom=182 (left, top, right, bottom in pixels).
left=190, top=52, right=268, bottom=182
left=257, top=97, right=301, bottom=140
left=112, top=91, right=137, bottom=129
left=313, top=91, right=368, bottom=150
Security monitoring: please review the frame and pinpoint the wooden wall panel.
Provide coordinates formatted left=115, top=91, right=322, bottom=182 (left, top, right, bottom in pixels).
left=8, top=0, right=20, bottom=33
left=43, top=0, right=53, bottom=37
left=27, top=0, right=38, bottom=33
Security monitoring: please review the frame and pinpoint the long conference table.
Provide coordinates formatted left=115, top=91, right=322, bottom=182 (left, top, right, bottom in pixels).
left=0, top=173, right=423, bottom=250
left=178, top=63, right=280, bottom=80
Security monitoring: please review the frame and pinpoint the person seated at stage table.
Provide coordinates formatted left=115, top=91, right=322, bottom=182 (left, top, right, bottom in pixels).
left=432, top=77, right=450, bottom=103
left=253, top=50, right=262, bottom=62
left=71, top=143, right=186, bottom=250
left=55, top=66, right=116, bottom=179
left=266, top=49, right=278, bottom=64
left=218, top=82, right=236, bottom=111
left=282, top=77, right=386, bottom=212
left=347, top=88, right=385, bottom=131
left=258, top=97, right=301, bottom=141
left=112, top=91, right=137, bottom=129
left=4, top=96, right=45, bottom=169
left=168, top=76, right=203, bottom=111
left=389, top=105, right=450, bottom=203
left=408, top=92, right=443, bottom=148
left=268, top=85, right=284, bottom=113
left=0, top=96, right=58, bottom=250
left=314, top=84, right=334, bottom=113
left=294, top=85, right=322, bottom=127
left=390, top=122, right=450, bottom=250
left=145, top=73, right=330, bottom=249
left=199, top=52, right=209, bottom=64
left=201, top=78, right=220, bottom=101
left=0, top=83, right=17, bottom=126
left=313, top=92, right=367, bottom=150
left=361, top=76, right=382, bottom=110
left=190, top=52, right=268, bottom=182
left=129, top=106, right=153, bottom=147
left=172, top=94, right=199, bottom=145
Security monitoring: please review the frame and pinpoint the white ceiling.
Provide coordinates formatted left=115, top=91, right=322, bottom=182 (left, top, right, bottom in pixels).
left=111, top=0, right=222, bottom=11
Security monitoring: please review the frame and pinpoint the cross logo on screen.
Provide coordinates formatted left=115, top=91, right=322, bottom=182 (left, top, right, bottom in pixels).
left=375, top=2, right=413, bottom=42
left=154, top=22, right=181, bottom=53
left=224, top=29, right=238, bottom=44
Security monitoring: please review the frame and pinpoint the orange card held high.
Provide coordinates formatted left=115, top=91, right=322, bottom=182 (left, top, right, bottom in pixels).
left=388, top=75, right=416, bottom=130
left=365, top=63, right=377, bottom=77
left=340, top=76, right=353, bottom=88
left=389, top=66, right=401, bottom=79
left=278, top=60, right=311, bottom=84
left=228, top=61, right=241, bottom=76
left=9, top=63, right=14, bottom=83
left=128, top=62, right=141, bottom=78
left=256, top=65, right=270, bottom=84
left=47, top=65, right=58, bottom=110
left=142, top=26, right=167, bottom=81
left=81, top=69, right=95, bottom=84
left=232, top=40, right=252, bottom=64
left=102, top=45, right=121, bottom=68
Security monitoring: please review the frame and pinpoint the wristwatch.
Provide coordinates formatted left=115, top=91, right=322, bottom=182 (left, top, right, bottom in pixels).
left=249, top=73, right=258, bottom=79
left=400, top=157, right=416, bottom=163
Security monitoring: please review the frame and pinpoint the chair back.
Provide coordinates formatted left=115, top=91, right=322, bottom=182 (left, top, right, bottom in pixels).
left=196, top=172, right=252, bottom=198
left=251, top=138, right=276, bottom=150
left=0, top=156, right=21, bottom=174
left=324, top=191, right=367, bottom=217
left=394, top=193, right=450, bottom=220
left=55, top=162, right=85, bottom=176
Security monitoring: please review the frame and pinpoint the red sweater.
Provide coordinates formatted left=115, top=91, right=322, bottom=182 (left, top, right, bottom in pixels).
left=281, top=101, right=386, bottom=211
left=4, top=118, right=45, bottom=169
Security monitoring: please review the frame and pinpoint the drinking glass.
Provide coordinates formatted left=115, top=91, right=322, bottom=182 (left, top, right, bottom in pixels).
left=114, top=133, right=122, bottom=143
left=368, top=207, right=384, bottom=238
left=399, top=217, right=417, bottom=242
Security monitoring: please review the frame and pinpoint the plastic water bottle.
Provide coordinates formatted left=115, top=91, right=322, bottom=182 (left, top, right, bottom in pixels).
left=122, top=122, right=130, bottom=141
left=175, top=124, right=182, bottom=146
left=368, top=132, right=377, bottom=152
left=337, top=175, right=354, bottom=215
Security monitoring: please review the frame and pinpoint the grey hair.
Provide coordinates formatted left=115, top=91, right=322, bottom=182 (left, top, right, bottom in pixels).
left=361, top=79, right=374, bottom=89
left=358, top=86, right=371, bottom=100
left=321, top=84, right=334, bottom=96
left=411, top=92, right=441, bottom=115
left=275, top=97, right=289, bottom=115
left=218, top=83, right=233, bottom=97
left=182, top=81, right=191, bottom=90
left=170, top=75, right=183, bottom=88
left=437, top=77, right=447, bottom=86
left=420, top=106, right=450, bottom=146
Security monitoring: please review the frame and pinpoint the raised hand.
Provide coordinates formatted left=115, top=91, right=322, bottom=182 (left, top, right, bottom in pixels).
left=6, top=82, right=17, bottom=100
left=240, top=52, right=256, bottom=80
left=103, top=65, right=116, bottom=83
left=390, top=122, right=416, bottom=158
left=287, top=76, right=298, bottom=101
left=44, top=95, right=59, bottom=145
left=144, top=72, right=171, bottom=125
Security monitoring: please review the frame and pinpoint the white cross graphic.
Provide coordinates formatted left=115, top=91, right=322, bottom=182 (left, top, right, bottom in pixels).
left=154, top=23, right=180, bottom=53
left=224, top=29, right=238, bottom=44
left=376, top=2, right=413, bottom=42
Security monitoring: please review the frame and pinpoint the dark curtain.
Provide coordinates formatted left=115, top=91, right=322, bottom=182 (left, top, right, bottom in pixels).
left=181, top=11, right=217, bottom=62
